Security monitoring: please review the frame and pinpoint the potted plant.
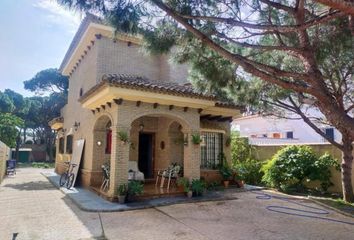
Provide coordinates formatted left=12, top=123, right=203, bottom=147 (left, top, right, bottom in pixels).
left=191, top=179, right=206, bottom=196
left=219, top=165, right=232, bottom=188
left=118, top=131, right=129, bottom=144
left=127, top=180, right=143, bottom=202
left=177, top=177, right=189, bottom=192
left=191, top=134, right=202, bottom=145
left=117, top=184, right=127, bottom=204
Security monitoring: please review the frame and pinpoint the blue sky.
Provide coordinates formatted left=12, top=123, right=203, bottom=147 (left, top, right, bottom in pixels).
left=0, top=0, right=81, bottom=96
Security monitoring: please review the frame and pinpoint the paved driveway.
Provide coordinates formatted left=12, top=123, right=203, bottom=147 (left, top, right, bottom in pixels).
left=0, top=168, right=353, bottom=240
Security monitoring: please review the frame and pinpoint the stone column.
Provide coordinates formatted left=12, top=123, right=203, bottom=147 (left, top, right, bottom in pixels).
left=108, top=125, right=130, bottom=198
left=183, top=129, right=201, bottom=181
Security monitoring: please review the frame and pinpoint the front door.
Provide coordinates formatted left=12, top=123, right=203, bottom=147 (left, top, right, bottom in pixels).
left=138, top=133, right=154, bottom=179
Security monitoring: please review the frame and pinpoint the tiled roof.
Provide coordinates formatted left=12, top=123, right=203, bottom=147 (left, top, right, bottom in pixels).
left=79, top=74, right=241, bottom=110
left=102, top=74, right=216, bottom=99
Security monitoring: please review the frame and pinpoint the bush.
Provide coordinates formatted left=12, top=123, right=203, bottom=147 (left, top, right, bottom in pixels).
left=261, top=145, right=339, bottom=192
left=191, top=179, right=206, bottom=196
left=231, top=133, right=255, bottom=162
left=127, top=181, right=143, bottom=196
left=233, top=159, right=263, bottom=185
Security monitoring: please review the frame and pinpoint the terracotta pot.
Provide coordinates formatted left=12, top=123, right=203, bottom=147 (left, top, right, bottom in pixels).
left=178, top=185, right=184, bottom=192
left=118, top=195, right=126, bottom=204
left=223, top=180, right=230, bottom=188
left=187, top=191, right=193, bottom=198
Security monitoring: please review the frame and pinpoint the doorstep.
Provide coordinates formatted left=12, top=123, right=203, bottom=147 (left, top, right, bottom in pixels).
left=42, top=171, right=240, bottom=212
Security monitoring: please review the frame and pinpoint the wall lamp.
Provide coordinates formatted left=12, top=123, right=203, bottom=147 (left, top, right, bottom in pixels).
left=74, top=121, right=80, bottom=131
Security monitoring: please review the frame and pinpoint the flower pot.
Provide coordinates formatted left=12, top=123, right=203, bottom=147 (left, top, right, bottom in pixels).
left=187, top=191, right=193, bottom=198
left=178, top=185, right=184, bottom=192
left=223, top=180, right=230, bottom=188
left=118, top=195, right=126, bottom=204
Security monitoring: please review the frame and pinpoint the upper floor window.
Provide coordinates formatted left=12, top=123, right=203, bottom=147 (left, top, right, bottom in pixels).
left=201, top=132, right=223, bottom=169
left=66, top=135, right=73, bottom=154
left=324, top=128, right=334, bottom=141
left=272, top=133, right=281, bottom=139
left=59, top=137, right=65, bottom=154
left=286, top=131, right=294, bottom=139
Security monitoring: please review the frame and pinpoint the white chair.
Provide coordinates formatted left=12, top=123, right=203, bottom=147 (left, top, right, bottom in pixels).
left=128, top=161, right=145, bottom=181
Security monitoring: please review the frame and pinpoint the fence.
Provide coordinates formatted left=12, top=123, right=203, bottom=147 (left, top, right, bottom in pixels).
left=0, top=141, right=10, bottom=183
left=252, top=143, right=353, bottom=194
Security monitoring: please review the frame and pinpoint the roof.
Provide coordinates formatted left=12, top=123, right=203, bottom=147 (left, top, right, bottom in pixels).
left=59, top=14, right=102, bottom=72
left=79, top=74, right=240, bottom=110
left=80, top=74, right=217, bottom=101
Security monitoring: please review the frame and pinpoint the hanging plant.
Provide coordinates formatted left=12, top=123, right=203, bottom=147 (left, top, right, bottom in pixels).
left=191, top=134, right=202, bottom=145
left=118, top=131, right=129, bottom=143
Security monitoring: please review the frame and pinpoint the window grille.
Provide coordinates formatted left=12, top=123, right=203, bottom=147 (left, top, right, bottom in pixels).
left=200, top=132, right=223, bottom=169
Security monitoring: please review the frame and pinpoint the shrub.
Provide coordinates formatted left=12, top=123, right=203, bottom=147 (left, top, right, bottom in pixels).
left=177, top=177, right=190, bottom=192
left=118, top=184, right=128, bottom=196
left=231, top=133, right=255, bottom=163
left=233, top=159, right=263, bottom=185
left=219, top=164, right=232, bottom=180
left=127, top=181, right=143, bottom=196
left=261, top=145, right=339, bottom=192
left=191, top=179, right=206, bottom=196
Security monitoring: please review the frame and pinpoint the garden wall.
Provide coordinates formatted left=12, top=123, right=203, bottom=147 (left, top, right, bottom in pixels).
left=253, top=143, right=354, bottom=194
left=0, top=141, right=10, bottom=183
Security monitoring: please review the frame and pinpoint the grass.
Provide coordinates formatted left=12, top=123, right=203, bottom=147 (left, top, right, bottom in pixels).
left=312, top=197, right=354, bottom=217
left=17, top=162, right=55, bottom=169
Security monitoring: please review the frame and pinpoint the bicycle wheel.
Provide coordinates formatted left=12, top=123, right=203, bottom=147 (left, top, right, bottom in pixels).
left=66, top=174, right=75, bottom=189
left=59, top=173, right=68, bottom=187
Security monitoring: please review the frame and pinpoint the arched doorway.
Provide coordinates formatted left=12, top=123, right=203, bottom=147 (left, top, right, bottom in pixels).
left=129, top=114, right=188, bottom=180
left=92, top=115, right=112, bottom=187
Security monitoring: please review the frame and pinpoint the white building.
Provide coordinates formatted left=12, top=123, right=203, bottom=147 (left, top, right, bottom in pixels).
left=233, top=114, right=341, bottom=145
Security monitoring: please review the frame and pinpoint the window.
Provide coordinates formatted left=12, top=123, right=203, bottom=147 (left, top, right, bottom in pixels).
left=200, top=132, right=223, bottom=169
left=272, top=133, right=281, bottom=138
left=286, top=131, right=294, bottom=139
left=66, top=135, right=73, bottom=154
left=325, top=128, right=334, bottom=141
left=59, top=137, right=64, bottom=154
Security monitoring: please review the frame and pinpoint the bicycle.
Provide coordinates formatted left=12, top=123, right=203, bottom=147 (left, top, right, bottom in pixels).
left=59, top=161, right=77, bottom=189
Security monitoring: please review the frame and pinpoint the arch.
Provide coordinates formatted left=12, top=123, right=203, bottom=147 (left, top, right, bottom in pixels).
left=128, top=112, right=191, bottom=133
left=94, top=114, right=113, bottom=131
left=91, top=114, right=113, bottom=187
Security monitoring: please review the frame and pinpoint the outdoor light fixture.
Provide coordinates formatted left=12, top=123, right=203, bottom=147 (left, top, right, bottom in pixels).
left=97, top=141, right=102, bottom=146
left=73, top=121, right=80, bottom=131
left=139, top=123, right=144, bottom=132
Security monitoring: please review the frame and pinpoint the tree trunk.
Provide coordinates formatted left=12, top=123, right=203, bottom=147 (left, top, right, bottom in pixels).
left=15, top=130, right=22, bottom=162
left=341, top=135, right=354, bottom=202
left=23, top=128, right=27, bottom=143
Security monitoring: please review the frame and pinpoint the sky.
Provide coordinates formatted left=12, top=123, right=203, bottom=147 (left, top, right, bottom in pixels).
left=0, top=0, right=82, bottom=96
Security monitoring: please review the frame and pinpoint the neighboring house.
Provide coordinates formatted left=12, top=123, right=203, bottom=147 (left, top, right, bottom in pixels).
left=49, top=14, right=240, bottom=200
left=233, top=114, right=341, bottom=145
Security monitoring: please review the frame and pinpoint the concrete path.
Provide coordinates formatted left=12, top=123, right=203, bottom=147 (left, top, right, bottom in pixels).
left=0, top=168, right=102, bottom=240
left=1, top=168, right=353, bottom=240
left=42, top=171, right=238, bottom=212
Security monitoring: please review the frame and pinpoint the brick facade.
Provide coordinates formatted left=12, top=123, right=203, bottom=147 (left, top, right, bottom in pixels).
left=54, top=20, right=235, bottom=200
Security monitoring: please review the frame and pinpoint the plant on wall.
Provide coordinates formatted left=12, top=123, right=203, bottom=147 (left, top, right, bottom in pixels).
left=118, top=131, right=129, bottom=143
left=191, top=134, right=202, bottom=145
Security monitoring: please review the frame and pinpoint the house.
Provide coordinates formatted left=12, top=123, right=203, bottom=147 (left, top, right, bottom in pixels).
left=233, top=114, right=341, bottom=145
left=49, top=14, right=240, bottom=200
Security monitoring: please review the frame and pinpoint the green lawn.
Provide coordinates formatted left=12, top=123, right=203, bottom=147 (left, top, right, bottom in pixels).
left=17, top=162, right=55, bottom=169
left=314, top=197, right=354, bottom=217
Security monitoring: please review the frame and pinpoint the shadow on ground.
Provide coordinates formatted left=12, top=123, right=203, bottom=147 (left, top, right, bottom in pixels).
left=3, top=181, right=57, bottom=191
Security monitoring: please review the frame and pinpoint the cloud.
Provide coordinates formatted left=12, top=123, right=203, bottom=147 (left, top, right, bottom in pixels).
left=33, top=0, right=82, bottom=33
